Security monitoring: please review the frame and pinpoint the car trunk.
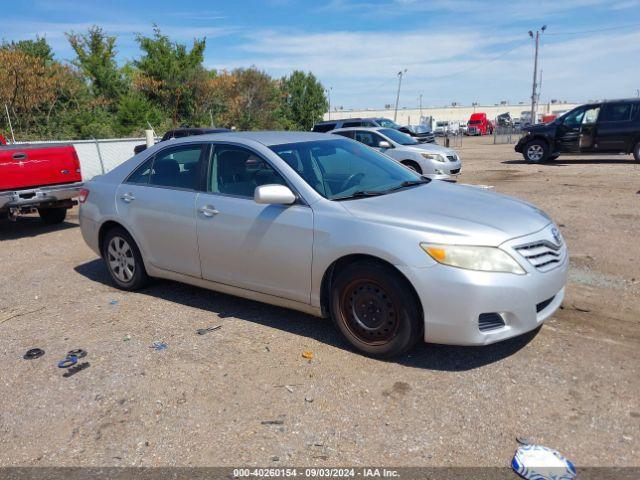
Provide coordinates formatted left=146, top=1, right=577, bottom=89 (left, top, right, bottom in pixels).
left=0, top=144, right=81, bottom=191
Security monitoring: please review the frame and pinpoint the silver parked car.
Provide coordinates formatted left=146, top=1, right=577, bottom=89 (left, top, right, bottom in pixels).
left=79, top=131, right=567, bottom=357
left=330, top=127, right=461, bottom=176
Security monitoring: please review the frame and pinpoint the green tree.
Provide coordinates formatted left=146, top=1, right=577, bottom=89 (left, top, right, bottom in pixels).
left=1, top=36, right=54, bottom=63
left=115, top=93, right=163, bottom=136
left=279, top=71, right=328, bottom=130
left=66, top=26, right=126, bottom=104
left=134, top=26, right=207, bottom=125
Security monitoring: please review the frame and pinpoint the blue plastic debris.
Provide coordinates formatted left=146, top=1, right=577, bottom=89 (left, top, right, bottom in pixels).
left=512, top=444, right=576, bottom=480
left=150, top=341, right=168, bottom=351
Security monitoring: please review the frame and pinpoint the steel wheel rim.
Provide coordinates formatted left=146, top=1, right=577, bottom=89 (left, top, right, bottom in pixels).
left=527, top=144, right=543, bottom=161
left=107, top=236, right=135, bottom=283
left=339, top=279, right=400, bottom=345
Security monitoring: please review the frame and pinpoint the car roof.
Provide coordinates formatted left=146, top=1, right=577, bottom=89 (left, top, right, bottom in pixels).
left=330, top=127, right=385, bottom=132
left=163, top=130, right=335, bottom=147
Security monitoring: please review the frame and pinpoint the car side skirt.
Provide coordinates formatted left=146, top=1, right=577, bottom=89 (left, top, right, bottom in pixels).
left=145, top=264, right=323, bottom=318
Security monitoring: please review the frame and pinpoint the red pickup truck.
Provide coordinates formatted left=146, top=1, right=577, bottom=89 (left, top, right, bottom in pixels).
left=1, top=139, right=83, bottom=224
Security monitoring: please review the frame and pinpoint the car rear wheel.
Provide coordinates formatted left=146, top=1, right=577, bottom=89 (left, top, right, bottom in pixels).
left=330, top=261, right=423, bottom=358
left=523, top=140, right=548, bottom=163
left=401, top=160, right=422, bottom=174
left=102, top=227, right=149, bottom=290
left=38, top=207, right=67, bottom=225
left=633, top=141, right=640, bottom=162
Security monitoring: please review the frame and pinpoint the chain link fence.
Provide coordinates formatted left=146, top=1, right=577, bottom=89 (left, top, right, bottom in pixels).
left=492, top=126, right=524, bottom=145
left=16, top=137, right=148, bottom=180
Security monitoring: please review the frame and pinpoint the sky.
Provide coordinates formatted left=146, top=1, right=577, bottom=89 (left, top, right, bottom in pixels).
left=2, top=0, right=640, bottom=110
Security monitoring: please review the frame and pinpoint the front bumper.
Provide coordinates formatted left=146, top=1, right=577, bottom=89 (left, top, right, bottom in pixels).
left=0, top=182, right=84, bottom=210
left=398, top=227, right=568, bottom=346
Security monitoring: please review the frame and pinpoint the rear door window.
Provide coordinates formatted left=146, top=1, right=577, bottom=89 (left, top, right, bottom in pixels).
left=333, top=131, right=355, bottom=139
left=341, top=121, right=363, bottom=128
left=599, top=103, right=632, bottom=122
left=126, top=157, right=154, bottom=184
left=149, top=144, right=204, bottom=190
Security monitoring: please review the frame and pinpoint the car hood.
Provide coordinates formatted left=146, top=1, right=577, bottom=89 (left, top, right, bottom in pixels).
left=341, top=181, right=551, bottom=245
left=403, top=143, right=456, bottom=156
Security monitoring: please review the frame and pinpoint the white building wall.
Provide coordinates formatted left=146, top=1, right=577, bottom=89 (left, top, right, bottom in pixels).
left=324, top=103, right=581, bottom=125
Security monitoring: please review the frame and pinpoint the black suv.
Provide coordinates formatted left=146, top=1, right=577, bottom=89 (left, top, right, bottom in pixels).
left=134, top=127, right=230, bottom=154
left=515, top=99, right=640, bottom=163
left=313, top=117, right=435, bottom=143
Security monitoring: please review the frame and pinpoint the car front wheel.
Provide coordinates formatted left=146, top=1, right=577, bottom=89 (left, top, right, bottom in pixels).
left=330, top=260, right=423, bottom=358
left=523, top=140, right=548, bottom=163
left=102, top=227, right=149, bottom=290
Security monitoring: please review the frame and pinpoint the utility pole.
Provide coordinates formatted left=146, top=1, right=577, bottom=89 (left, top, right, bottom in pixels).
left=394, top=69, right=407, bottom=122
left=326, top=87, right=333, bottom=120
left=419, top=94, right=423, bottom=119
left=4, top=103, right=15, bottom=143
left=529, top=25, right=546, bottom=125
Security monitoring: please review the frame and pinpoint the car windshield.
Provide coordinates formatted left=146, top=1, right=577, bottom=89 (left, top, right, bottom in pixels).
left=469, top=120, right=482, bottom=124
left=377, top=128, right=418, bottom=145
left=270, top=138, right=426, bottom=200
left=375, top=118, right=402, bottom=129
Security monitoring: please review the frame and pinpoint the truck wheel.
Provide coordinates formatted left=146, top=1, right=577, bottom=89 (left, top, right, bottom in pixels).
left=102, top=227, right=150, bottom=290
left=633, top=141, right=640, bottom=162
left=401, top=160, right=422, bottom=174
left=523, top=140, right=548, bottom=163
left=38, top=207, right=67, bottom=225
left=330, top=260, right=423, bottom=358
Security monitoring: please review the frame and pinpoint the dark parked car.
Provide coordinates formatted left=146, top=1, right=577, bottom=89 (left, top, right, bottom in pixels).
left=134, top=128, right=230, bottom=154
left=313, top=118, right=435, bottom=143
left=515, top=99, right=640, bottom=163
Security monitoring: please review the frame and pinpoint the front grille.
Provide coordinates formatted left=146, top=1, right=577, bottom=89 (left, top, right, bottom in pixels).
left=447, top=155, right=457, bottom=162
left=515, top=240, right=563, bottom=272
left=478, top=313, right=505, bottom=332
left=450, top=168, right=460, bottom=174
left=536, top=296, right=555, bottom=313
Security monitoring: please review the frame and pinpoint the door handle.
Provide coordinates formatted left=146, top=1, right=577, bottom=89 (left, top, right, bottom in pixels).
left=120, top=192, right=135, bottom=203
left=199, top=205, right=219, bottom=217
left=12, top=152, right=27, bottom=160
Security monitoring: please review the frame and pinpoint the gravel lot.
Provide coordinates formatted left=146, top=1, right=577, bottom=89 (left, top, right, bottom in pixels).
left=1, top=136, right=638, bottom=468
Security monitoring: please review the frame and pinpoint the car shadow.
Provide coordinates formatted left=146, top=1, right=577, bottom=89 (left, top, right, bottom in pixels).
left=74, top=258, right=538, bottom=372
left=0, top=216, right=77, bottom=240
left=502, top=157, right=636, bottom=166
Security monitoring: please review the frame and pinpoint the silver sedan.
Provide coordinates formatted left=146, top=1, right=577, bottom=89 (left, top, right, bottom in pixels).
left=79, top=131, right=567, bottom=357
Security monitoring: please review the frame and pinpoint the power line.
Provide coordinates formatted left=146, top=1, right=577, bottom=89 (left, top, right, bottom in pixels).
left=544, top=22, right=640, bottom=36
left=425, top=39, right=530, bottom=80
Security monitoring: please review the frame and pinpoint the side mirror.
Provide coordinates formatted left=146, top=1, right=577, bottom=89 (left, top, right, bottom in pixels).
left=254, top=184, right=296, bottom=205
left=378, top=140, right=392, bottom=149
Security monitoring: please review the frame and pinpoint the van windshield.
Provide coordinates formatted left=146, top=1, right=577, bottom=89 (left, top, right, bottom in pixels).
left=469, top=120, right=482, bottom=125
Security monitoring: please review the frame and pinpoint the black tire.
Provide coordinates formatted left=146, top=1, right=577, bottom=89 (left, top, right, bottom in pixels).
left=402, top=160, right=422, bottom=174
left=548, top=154, right=560, bottom=161
left=330, top=260, right=423, bottom=358
left=38, top=207, right=67, bottom=224
left=523, top=139, right=549, bottom=163
left=102, top=226, right=149, bottom=290
left=633, top=141, right=640, bottom=162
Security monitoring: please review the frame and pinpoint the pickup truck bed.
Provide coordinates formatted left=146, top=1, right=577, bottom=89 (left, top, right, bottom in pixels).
left=0, top=143, right=83, bottom=224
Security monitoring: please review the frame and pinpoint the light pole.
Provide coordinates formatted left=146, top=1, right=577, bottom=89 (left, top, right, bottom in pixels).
left=529, top=25, right=546, bottom=125
left=394, top=69, right=407, bottom=122
left=419, top=94, right=423, bottom=119
left=326, top=86, right=333, bottom=120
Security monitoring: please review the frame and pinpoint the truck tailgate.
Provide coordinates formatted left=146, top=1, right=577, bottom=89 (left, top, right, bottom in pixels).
left=0, top=144, right=82, bottom=191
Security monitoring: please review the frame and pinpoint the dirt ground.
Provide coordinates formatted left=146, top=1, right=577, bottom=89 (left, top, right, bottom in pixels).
left=0, top=136, right=638, bottom=469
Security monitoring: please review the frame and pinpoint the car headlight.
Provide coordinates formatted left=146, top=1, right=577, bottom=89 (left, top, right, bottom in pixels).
left=421, top=153, right=446, bottom=162
left=420, top=243, right=526, bottom=274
